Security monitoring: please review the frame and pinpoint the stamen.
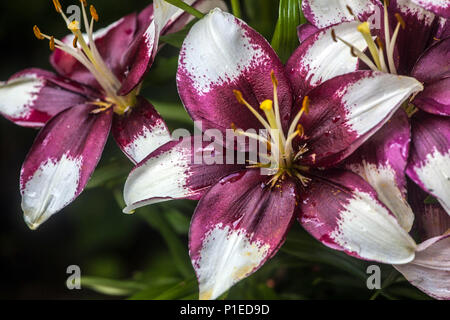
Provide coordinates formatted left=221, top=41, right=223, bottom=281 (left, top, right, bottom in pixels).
left=233, top=90, right=272, bottom=132
left=331, top=29, right=337, bottom=42
left=68, top=20, right=81, bottom=32
left=73, top=35, right=78, bottom=48
left=395, top=13, right=406, bottom=30
left=53, top=0, right=62, bottom=13
left=357, top=22, right=382, bottom=70
left=80, top=0, right=87, bottom=7
left=333, top=31, right=379, bottom=71
left=90, top=5, right=99, bottom=22
left=33, top=25, right=45, bottom=40
left=346, top=5, right=354, bottom=17
left=49, top=36, right=55, bottom=51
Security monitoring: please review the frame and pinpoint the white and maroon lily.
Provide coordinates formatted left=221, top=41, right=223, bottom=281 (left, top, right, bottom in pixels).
left=0, top=0, right=225, bottom=229
left=296, top=0, right=450, bottom=221
left=123, top=9, right=423, bottom=300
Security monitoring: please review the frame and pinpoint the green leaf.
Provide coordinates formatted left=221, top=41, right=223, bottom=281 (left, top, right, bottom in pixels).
left=81, top=277, right=147, bottom=296
left=424, top=195, right=439, bottom=204
left=86, top=160, right=132, bottom=190
left=271, top=0, right=304, bottom=63
left=160, top=20, right=196, bottom=48
left=150, top=100, right=193, bottom=126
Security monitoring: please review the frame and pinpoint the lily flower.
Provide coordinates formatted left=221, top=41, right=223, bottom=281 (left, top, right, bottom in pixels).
left=123, top=9, right=423, bottom=300
left=296, top=0, right=450, bottom=218
left=394, top=181, right=450, bottom=300
left=0, top=0, right=225, bottom=229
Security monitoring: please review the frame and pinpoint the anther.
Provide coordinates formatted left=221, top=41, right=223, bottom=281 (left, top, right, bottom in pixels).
left=270, top=70, right=278, bottom=87
left=346, top=5, right=354, bottom=16
left=260, top=100, right=273, bottom=112
left=331, top=29, right=337, bottom=42
left=33, top=25, right=45, bottom=40
left=301, top=96, right=310, bottom=114
left=357, top=22, right=371, bottom=35
left=395, top=13, right=406, bottom=30
left=49, top=36, right=55, bottom=51
left=90, top=5, right=99, bottom=22
left=233, top=90, right=246, bottom=105
left=350, top=46, right=357, bottom=57
left=376, top=37, right=384, bottom=50
left=80, top=0, right=87, bottom=7
left=73, top=35, right=78, bottom=48
left=53, top=0, right=62, bottom=13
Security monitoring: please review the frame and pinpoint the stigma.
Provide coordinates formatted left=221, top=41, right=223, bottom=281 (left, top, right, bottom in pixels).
left=232, top=71, right=311, bottom=187
left=332, top=0, right=406, bottom=75
left=33, top=0, right=136, bottom=115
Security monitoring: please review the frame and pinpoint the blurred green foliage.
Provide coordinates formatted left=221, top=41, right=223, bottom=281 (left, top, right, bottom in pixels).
left=0, top=0, right=428, bottom=300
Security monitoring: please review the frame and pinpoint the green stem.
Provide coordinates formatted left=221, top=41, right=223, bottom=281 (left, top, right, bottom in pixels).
left=369, top=269, right=398, bottom=300
left=231, top=0, right=242, bottom=18
left=164, top=0, right=205, bottom=19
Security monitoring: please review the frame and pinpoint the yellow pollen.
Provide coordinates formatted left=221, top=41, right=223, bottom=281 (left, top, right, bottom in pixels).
left=68, top=20, right=80, bottom=31
left=33, top=25, right=44, bottom=40
left=53, top=0, right=62, bottom=13
left=357, top=22, right=371, bottom=35
left=395, top=13, right=406, bottom=30
left=90, top=5, right=99, bottom=22
left=260, top=99, right=273, bottom=112
left=49, top=36, right=55, bottom=51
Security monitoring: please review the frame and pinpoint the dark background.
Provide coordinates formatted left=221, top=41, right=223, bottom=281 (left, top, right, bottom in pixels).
left=0, top=0, right=428, bottom=300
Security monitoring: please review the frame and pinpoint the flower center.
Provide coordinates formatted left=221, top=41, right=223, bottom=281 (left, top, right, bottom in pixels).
left=232, top=71, right=311, bottom=187
left=33, top=0, right=137, bottom=115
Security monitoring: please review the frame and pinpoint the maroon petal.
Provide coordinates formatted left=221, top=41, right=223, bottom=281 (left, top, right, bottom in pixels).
left=344, top=110, right=414, bottom=231
left=295, top=71, right=422, bottom=168
left=189, top=169, right=297, bottom=300
left=411, top=37, right=450, bottom=84
left=406, top=112, right=450, bottom=214
left=395, top=235, right=450, bottom=300
left=287, top=21, right=368, bottom=100
left=414, top=77, right=450, bottom=116
left=123, top=137, right=246, bottom=213
left=411, top=0, right=450, bottom=18
left=20, top=104, right=112, bottom=229
left=298, top=169, right=416, bottom=263
left=297, top=23, right=319, bottom=43
left=0, top=69, right=94, bottom=128
left=177, top=9, right=292, bottom=135
left=51, top=13, right=138, bottom=90
left=112, top=96, right=171, bottom=164
left=387, top=0, right=442, bottom=75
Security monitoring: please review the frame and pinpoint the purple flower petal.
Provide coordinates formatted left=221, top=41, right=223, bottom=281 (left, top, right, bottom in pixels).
left=387, top=0, right=441, bottom=75
left=395, top=235, right=450, bottom=300
left=298, top=169, right=417, bottom=264
left=411, top=0, right=450, bottom=18
left=344, top=110, right=414, bottom=231
left=411, top=37, right=450, bottom=84
left=406, top=112, right=450, bottom=215
left=112, top=96, right=171, bottom=164
left=0, top=68, right=93, bottom=128
left=189, top=169, right=297, bottom=300
left=287, top=21, right=367, bottom=100
left=301, top=0, right=381, bottom=29
left=177, top=9, right=292, bottom=135
left=295, top=71, right=423, bottom=168
left=51, top=13, right=138, bottom=90
left=119, top=0, right=227, bottom=95
left=297, top=23, right=319, bottom=43
left=123, top=137, right=246, bottom=213
left=20, top=104, right=113, bottom=229
left=414, top=77, right=450, bottom=116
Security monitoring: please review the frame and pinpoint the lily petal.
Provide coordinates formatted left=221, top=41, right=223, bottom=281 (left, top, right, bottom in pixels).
left=177, top=9, right=292, bottom=135
left=301, top=0, right=380, bottom=29
left=20, top=104, right=112, bottom=229
left=297, top=71, right=423, bottom=168
left=344, top=110, right=414, bottom=231
left=414, top=77, right=450, bottom=116
left=411, top=37, right=450, bottom=84
left=395, top=235, right=450, bottom=300
left=123, top=137, right=245, bottom=213
left=190, top=169, right=297, bottom=300
left=297, top=23, right=319, bottom=43
left=112, top=96, right=171, bottom=164
left=287, top=21, right=367, bottom=100
left=51, top=13, right=138, bottom=90
left=0, top=69, right=92, bottom=128
left=406, top=112, right=450, bottom=215
left=298, top=169, right=417, bottom=263
left=411, top=0, right=450, bottom=18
